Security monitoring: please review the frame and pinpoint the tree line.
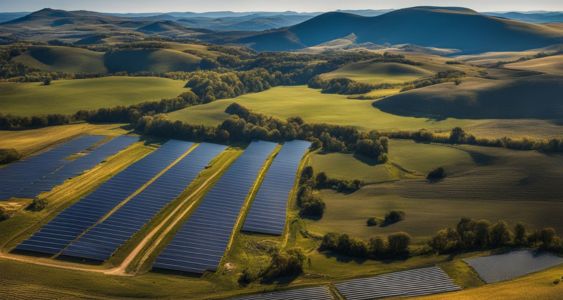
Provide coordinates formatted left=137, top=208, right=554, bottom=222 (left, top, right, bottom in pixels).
left=386, top=127, right=563, bottom=153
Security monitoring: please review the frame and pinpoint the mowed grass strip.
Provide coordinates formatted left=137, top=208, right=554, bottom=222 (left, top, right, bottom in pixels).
left=0, top=77, right=188, bottom=116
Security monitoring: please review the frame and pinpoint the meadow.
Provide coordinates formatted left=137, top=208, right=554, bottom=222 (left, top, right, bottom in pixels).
left=307, top=140, right=563, bottom=241
left=0, top=77, right=188, bottom=116
left=320, top=61, right=432, bottom=84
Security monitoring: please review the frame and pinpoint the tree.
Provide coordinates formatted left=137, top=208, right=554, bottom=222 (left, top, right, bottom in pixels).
left=514, top=223, right=527, bottom=246
left=539, top=227, right=557, bottom=249
left=429, top=228, right=459, bottom=253
left=387, top=232, right=411, bottom=255
left=300, top=166, right=314, bottom=184
left=490, top=220, right=512, bottom=248
left=426, top=167, right=446, bottom=182
left=366, top=217, right=378, bottom=227
left=27, top=198, right=47, bottom=211
left=382, top=210, right=405, bottom=227
left=474, top=219, right=491, bottom=248
left=369, top=236, right=386, bottom=257
left=315, top=172, right=328, bottom=187
left=320, top=232, right=339, bottom=251
left=42, top=78, right=51, bottom=86
left=0, top=207, right=10, bottom=221
left=299, top=195, right=325, bottom=218
left=264, top=248, right=306, bottom=279
left=449, top=127, right=467, bottom=144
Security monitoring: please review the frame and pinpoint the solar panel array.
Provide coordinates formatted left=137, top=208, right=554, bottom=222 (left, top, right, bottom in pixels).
left=464, top=249, right=563, bottom=283
left=243, top=140, right=311, bottom=235
left=0, top=135, right=105, bottom=200
left=232, top=286, right=333, bottom=300
left=60, top=143, right=227, bottom=262
left=16, top=136, right=138, bottom=198
left=334, top=266, right=461, bottom=300
left=153, top=141, right=278, bottom=274
left=13, top=140, right=193, bottom=256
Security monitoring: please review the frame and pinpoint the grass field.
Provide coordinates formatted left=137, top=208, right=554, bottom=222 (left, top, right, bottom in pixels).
left=320, top=61, right=433, bottom=84
left=307, top=141, right=563, bottom=241
left=0, top=77, right=188, bottom=116
left=168, top=85, right=563, bottom=139
left=505, top=54, right=563, bottom=76
left=168, top=85, right=475, bottom=132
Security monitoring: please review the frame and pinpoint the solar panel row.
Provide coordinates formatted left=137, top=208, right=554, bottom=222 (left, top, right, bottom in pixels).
left=242, top=140, right=311, bottom=235
left=334, top=266, right=461, bottom=300
left=15, top=136, right=138, bottom=199
left=0, top=135, right=105, bottom=200
left=232, top=286, right=333, bottom=300
left=153, top=140, right=278, bottom=274
left=13, top=140, right=193, bottom=256
left=60, top=143, right=227, bottom=262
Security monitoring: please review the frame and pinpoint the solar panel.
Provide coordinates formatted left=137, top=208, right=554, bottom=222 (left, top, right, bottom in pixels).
left=152, top=140, right=277, bottom=274
left=334, top=266, right=461, bottom=300
left=13, top=140, right=193, bottom=256
left=59, top=143, right=227, bottom=262
left=0, top=135, right=105, bottom=200
left=15, top=136, right=138, bottom=198
left=242, top=140, right=310, bottom=235
left=464, top=249, right=563, bottom=283
left=232, top=286, right=333, bottom=300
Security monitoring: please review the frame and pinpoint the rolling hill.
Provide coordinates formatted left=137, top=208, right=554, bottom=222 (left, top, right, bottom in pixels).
left=237, top=7, right=563, bottom=53
left=320, top=61, right=433, bottom=84
left=11, top=45, right=202, bottom=73
left=505, top=54, right=563, bottom=75
left=373, top=74, right=563, bottom=119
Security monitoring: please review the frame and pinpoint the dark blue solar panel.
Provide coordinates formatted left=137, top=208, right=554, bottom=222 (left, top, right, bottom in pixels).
left=242, top=140, right=310, bottom=235
left=153, top=141, right=277, bottom=274
left=60, top=143, right=226, bottom=262
left=15, top=136, right=138, bottom=198
left=0, top=135, right=105, bottom=200
left=13, top=140, right=192, bottom=256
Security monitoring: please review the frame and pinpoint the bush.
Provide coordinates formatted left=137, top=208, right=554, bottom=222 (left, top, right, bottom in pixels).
left=300, top=195, right=325, bottom=218
left=263, top=248, right=306, bottom=279
left=27, top=198, right=47, bottom=211
left=0, top=148, right=21, bottom=164
left=427, top=167, right=446, bottom=182
left=0, top=207, right=11, bottom=221
left=382, top=210, right=405, bottom=226
left=369, top=236, right=386, bottom=257
left=366, top=217, right=379, bottom=227
left=238, top=268, right=258, bottom=286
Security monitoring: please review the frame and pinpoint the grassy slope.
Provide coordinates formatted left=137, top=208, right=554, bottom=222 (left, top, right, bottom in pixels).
left=505, top=54, right=563, bottom=76
left=0, top=77, right=187, bottom=116
left=320, top=61, right=432, bottom=84
left=11, top=45, right=205, bottom=74
left=374, top=74, right=563, bottom=119
left=307, top=140, right=563, bottom=241
left=13, top=46, right=107, bottom=73
left=168, top=85, right=474, bottom=132
left=168, top=85, right=563, bottom=139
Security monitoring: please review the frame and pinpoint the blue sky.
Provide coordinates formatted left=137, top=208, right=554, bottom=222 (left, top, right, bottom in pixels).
left=1, top=0, right=562, bottom=13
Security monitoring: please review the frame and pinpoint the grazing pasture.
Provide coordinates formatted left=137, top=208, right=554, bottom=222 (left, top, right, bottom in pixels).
left=0, top=77, right=188, bottom=116
left=308, top=142, right=563, bottom=241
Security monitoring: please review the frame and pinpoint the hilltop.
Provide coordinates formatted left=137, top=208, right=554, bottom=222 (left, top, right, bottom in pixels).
left=236, top=7, right=563, bottom=53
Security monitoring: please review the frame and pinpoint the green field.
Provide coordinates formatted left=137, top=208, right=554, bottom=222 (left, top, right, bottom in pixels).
left=168, top=85, right=474, bottom=132
left=0, top=77, right=188, bottom=116
left=307, top=141, right=563, bottom=241
left=321, top=61, right=432, bottom=84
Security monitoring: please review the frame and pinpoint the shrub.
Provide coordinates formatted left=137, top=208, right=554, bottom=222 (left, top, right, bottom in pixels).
left=238, top=268, right=258, bottom=286
left=299, top=195, right=325, bottom=218
left=0, top=207, right=11, bottom=221
left=427, top=167, right=446, bottom=182
left=27, top=198, right=48, bottom=211
left=382, top=210, right=405, bottom=226
left=0, top=148, right=21, bottom=165
left=320, top=232, right=340, bottom=251
left=366, top=217, right=378, bottom=227
left=263, top=248, right=306, bottom=279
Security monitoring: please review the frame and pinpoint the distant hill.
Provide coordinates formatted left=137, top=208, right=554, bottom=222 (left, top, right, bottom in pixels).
left=0, top=12, right=28, bottom=23
left=373, top=74, right=563, bottom=119
left=11, top=45, right=202, bottom=74
left=505, top=55, right=563, bottom=76
left=484, top=12, right=563, bottom=23
left=236, top=7, right=563, bottom=53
